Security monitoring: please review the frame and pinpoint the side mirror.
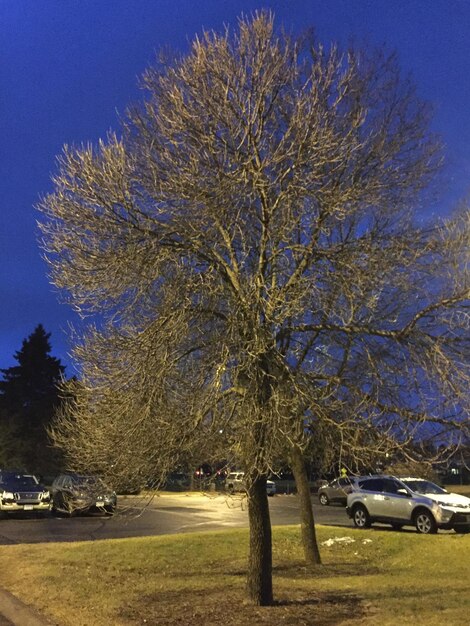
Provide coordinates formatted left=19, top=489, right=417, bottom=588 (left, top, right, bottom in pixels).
left=397, top=488, right=410, bottom=497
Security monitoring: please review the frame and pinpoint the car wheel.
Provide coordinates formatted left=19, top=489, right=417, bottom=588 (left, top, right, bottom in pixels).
left=454, top=526, right=470, bottom=534
left=319, top=493, right=329, bottom=506
left=51, top=502, right=61, bottom=516
left=414, top=509, right=437, bottom=534
left=352, top=504, right=371, bottom=529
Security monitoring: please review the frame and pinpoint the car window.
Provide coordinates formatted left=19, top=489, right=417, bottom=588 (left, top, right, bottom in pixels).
left=0, top=475, right=39, bottom=489
left=359, top=478, right=385, bottom=492
left=382, top=479, right=402, bottom=494
left=72, top=476, right=100, bottom=488
left=330, top=479, right=339, bottom=488
left=401, top=479, right=447, bottom=495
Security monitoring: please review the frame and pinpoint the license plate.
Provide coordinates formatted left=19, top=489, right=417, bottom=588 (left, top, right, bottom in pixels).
left=23, top=505, right=34, bottom=511
left=96, top=502, right=104, bottom=507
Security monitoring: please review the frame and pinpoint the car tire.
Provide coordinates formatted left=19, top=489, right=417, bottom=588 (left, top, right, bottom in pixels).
left=319, top=493, right=329, bottom=506
left=414, top=509, right=437, bottom=534
left=51, top=503, right=61, bottom=516
left=352, top=504, right=371, bottom=529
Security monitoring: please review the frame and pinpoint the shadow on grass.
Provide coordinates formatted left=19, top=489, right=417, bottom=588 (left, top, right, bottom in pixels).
left=225, top=560, right=381, bottom=580
left=364, top=584, right=470, bottom=602
left=275, top=590, right=362, bottom=607
left=119, top=586, right=367, bottom=625
left=272, top=561, right=381, bottom=578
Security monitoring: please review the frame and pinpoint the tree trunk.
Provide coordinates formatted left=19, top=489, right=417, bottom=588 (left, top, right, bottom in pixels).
left=246, top=475, right=273, bottom=605
left=290, top=446, right=322, bottom=565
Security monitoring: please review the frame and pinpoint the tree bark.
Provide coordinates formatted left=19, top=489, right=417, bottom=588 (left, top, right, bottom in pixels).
left=246, top=475, right=273, bottom=605
left=290, top=446, right=322, bottom=565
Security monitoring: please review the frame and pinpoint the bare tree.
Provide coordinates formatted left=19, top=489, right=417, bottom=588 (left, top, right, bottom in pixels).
left=39, top=12, right=468, bottom=606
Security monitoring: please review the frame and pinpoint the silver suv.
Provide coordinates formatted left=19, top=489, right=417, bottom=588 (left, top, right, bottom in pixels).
left=346, top=475, right=470, bottom=534
left=318, top=476, right=358, bottom=506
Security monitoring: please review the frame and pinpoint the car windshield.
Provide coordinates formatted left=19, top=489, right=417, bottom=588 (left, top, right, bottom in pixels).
left=401, top=479, right=447, bottom=495
left=71, top=475, right=101, bottom=488
left=1, top=474, right=39, bottom=489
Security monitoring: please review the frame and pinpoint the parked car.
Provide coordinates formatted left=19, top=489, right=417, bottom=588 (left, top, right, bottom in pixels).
left=318, top=476, right=357, bottom=506
left=51, top=473, right=117, bottom=516
left=346, top=475, right=470, bottom=534
left=0, top=471, right=51, bottom=516
left=225, top=472, right=276, bottom=496
left=162, top=472, right=190, bottom=490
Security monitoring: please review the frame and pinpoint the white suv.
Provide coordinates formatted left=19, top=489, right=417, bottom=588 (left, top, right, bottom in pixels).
left=346, top=475, right=470, bottom=534
left=225, top=472, right=276, bottom=496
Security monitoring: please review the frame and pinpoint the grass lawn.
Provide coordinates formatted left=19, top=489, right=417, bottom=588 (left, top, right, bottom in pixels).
left=0, top=524, right=468, bottom=625
left=445, top=484, right=470, bottom=498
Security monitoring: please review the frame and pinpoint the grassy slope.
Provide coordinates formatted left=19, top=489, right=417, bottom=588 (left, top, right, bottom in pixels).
left=444, top=484, right=470, bottom=498
left=0, top=525, right=468, bottom=625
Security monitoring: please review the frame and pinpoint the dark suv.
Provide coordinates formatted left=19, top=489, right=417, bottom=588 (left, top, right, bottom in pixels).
left=0, top=471, right=51, bottom=516
left=51, top=473, right=117, bottom=516
left=346, top=475, right=470, bottom=534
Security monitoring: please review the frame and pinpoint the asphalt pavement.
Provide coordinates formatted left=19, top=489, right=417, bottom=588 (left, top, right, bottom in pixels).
left=0, top=493, right=351, bottom=545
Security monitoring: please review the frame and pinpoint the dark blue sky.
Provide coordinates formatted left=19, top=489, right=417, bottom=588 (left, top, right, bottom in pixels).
left=1, top=0, right=469, bottom=375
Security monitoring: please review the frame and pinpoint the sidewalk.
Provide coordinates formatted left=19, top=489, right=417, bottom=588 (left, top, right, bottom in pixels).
left=0, top=588, right=52, bottom=626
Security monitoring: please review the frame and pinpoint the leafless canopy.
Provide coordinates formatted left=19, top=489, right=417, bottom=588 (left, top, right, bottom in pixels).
left=39, top=12, right=469, bottom=490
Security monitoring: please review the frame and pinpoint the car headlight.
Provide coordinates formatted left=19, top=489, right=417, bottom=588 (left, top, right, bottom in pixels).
left=2, top=491, right=14, bottom=500
left=432, top=502, right=453, bottom=520
left=434, top=501, right=460, bottom=510
left=41, top=491, right=51, bottom=501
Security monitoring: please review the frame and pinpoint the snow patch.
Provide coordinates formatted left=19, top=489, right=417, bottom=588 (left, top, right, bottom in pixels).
left=321, top=536, right=356, bottom=546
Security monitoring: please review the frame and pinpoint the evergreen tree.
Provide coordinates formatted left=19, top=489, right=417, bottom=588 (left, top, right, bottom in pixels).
left=0, top=324, right=65, bottom=473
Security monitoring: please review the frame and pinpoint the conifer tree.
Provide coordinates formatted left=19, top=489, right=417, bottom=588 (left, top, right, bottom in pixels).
left=0, top=324, right=65, bottom=473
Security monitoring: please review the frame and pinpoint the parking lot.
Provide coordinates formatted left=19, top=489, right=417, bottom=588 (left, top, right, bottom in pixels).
left=0, top=493, right=352, bottom=544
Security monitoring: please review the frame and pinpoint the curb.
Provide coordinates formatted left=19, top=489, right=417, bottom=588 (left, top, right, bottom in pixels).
left=0, top=588, right=53, bottom=626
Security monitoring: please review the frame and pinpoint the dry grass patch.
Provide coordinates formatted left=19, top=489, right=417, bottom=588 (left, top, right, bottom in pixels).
left=0, top=526, right=468, bottom=625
